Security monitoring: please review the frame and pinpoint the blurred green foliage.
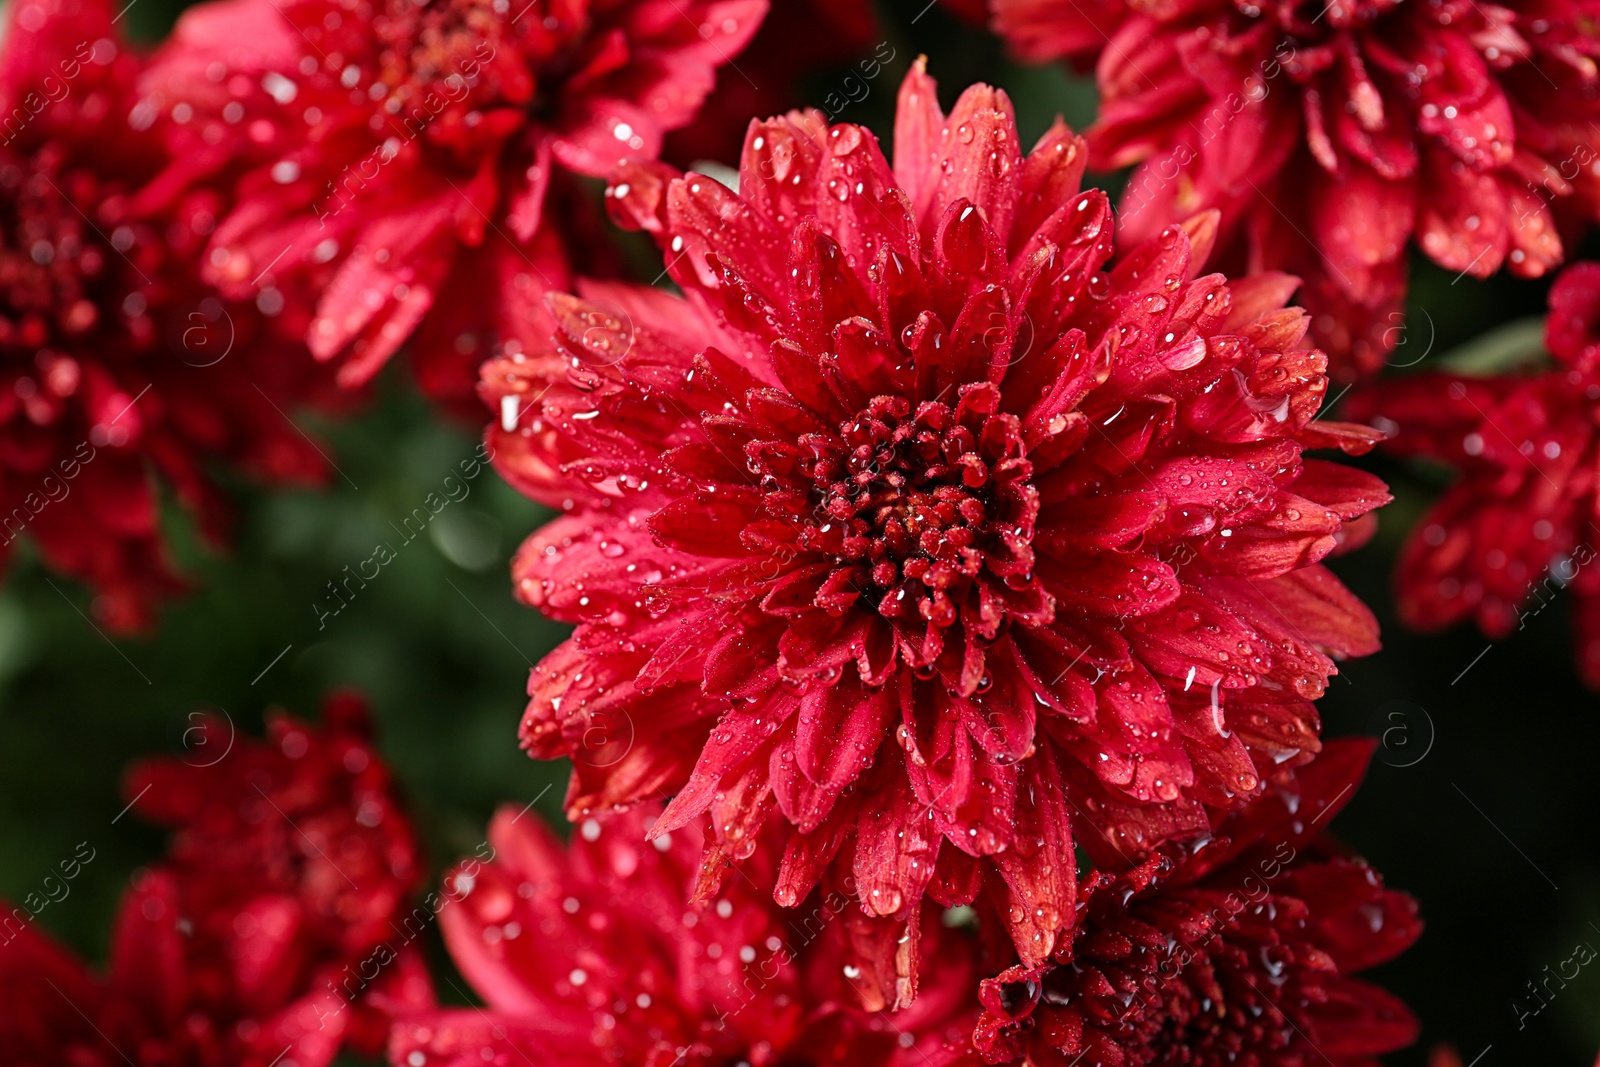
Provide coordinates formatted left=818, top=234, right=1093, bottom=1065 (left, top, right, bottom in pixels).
left=0, top=385, right=569, bottom=955
left=4, top=1, right=1599, bottom=1064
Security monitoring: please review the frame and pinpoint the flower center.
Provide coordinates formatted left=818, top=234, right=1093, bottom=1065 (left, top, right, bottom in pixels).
left=989, top=924, right=1301, bottom=1065
left=789, top=390, right=1033, bottom=628
left=359, top=0, right=577, bottom=118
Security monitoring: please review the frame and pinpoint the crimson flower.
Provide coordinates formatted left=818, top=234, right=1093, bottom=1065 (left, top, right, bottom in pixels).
left=388, top=804, right=979, bottom=1066
left=0, top=0, right=339, bottom=630
left=987, top=0, right=1600, bottom=379
left=0, top=692, right=430, bottom=1067
left=124, top=690, right=424, bottom=968
left=136, top=0, right=767, bottom=411
left=1348, top=261, right=1600, bottom=687
left=972, top=739, right=1421, bottom=1066
left=483, top=60, right=1389, bottom=994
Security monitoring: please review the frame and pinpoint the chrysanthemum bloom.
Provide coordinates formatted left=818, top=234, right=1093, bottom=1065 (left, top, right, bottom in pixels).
left=1348, top=261, right=1600, bottom=687
left=136, top=0, right=767, bottom=411
left=124, top=691, right=423, bottom=968
left=988, top=0, right=1600, bottom=379
left=0, top=692, right=430, bottom=1066
left=0, top=0, right=339, bottom=629
left=388, top=804, right=980, bottom=1067
left=484, top=60, right=1389, bottom=993
left=972, top=739, right=1421, bottom=1066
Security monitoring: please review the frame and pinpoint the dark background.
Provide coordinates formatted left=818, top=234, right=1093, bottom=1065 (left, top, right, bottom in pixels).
left=2, top=1, right=1594, bottom=1063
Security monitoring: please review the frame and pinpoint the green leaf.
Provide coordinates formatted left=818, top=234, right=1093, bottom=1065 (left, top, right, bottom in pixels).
left=1436, top=315, right=1549, bottom=376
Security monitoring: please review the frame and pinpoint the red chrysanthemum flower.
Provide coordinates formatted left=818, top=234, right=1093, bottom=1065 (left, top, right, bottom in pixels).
left=124, top=690, right=423, bottom=966
left=972, top=739, right=1421, bottom=1066
left=0, top=692, right=430, bottom=1067
left=0, top=0, right=340, bottom=630
left=388, top=804, right=979, bottom=1066
left=987, top=0, right=1600, bottom=379
left=136, top=0, right=767, bottom=411
left=1348, top=260, right=1600, bottom=687
left=482, top=60, right=1390, bottom=993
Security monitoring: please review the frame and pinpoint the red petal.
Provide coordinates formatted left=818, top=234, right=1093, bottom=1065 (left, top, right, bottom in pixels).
left=1307, top=163, right=1413, bottom=300
left=1546, top=261, right=1600, bottom=369
left=648, top=492, right=759, bottom=557
left=788, top=682, right=895, bottom=829
left=1416, top=150, right=1507, bottom=276
left=892, top=57, right=947, bottom=223
left=1210, top=566, right=1379, bottom=659
left=1012, top=120, right=1088, bottom=257
left=1039, top=549, right=1180, bottom=616
left=1291, top=459, right=1392, bottom=521
left=991, top=747, right=1074, bottom=967
left=655, top=705, right=785, bottom=835
left=853, top=763, right=939, bottom=919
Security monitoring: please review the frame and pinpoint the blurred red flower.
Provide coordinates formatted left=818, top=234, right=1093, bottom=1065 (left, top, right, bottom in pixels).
left=990, top=0, right=1600, bottom=379
left=388, top=804, right=981, bottom=1066
left=973, top=739, right=1421, bottom=1066
left=0, top=692, right=430, bottom=1067
left=1349, top=261, right=1600, bottom=687
left=0, top=0, right=341, bottom=630
left=136, top=0, right=767, bottom=412
left=482, top=61, right=1388, bottom=994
